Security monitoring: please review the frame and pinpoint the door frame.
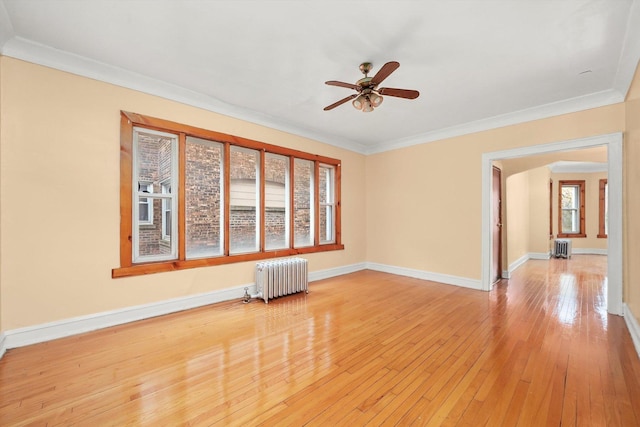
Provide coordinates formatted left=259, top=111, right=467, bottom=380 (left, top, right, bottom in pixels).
left=492, top=166, right=502, bottom=283
left=480, top=132, right=623, bottom=316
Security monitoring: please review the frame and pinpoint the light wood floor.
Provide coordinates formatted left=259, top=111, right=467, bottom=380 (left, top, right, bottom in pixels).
left=1, top=255, right=639, bottom=426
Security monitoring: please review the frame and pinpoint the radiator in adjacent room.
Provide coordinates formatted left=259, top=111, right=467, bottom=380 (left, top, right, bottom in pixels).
left=255, top=257, right=308, bottom=303
left=554, top=239, right=572, bottom=259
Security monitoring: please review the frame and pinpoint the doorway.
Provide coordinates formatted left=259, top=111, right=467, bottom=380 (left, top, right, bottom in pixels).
left=481, top=133, right=622, bottom=315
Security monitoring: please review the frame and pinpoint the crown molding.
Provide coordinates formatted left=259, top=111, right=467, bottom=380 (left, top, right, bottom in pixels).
left=365, top=89, right=624, bottom=155
left=0, top=36, right=369, bottom=155
left=1, top=7, right=637, bottom=158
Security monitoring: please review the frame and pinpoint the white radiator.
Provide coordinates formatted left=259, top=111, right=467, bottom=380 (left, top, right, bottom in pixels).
left=254, top=258, right=308, bottom=303
left=554, top=239, right=572, bottom=259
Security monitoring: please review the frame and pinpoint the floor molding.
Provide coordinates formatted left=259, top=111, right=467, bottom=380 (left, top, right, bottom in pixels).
left=366, top=262, right=482, bottom=290
left=572, top=248, right=608, bottom=256
left=624, top=303, right=640, bottom=360
left=508, top=254, right=529, bottom=276
left=0, top=262, right=367, bottom=357
left=0, top=333, right=6, bottom=359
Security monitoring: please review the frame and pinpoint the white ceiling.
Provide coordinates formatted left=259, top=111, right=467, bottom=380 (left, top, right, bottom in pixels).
left=1, top=0, right=639, bottom=154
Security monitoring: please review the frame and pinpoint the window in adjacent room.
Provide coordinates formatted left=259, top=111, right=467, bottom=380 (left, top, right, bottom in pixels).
left=558, top=180, right=586, bottom=238
left=115, top=111, right=343, bottom=278
left=598, top=179, right=608, bottom=238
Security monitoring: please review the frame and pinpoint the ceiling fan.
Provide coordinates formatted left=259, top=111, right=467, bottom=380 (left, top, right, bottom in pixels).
left=324, top=61, right=419, bottom=112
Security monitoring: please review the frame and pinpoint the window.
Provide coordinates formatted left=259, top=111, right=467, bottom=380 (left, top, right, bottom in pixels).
left=185, top=136, right=223, bottom=259
left=558, top=180, right=586, bottom=238
left=319, top=164, right=336, bottom=244
left=294, top=158, right=314, bottom=248
left=132, top=128, right=178, bottom=263
left=115, top=111, right=343, bottom=278
left=598, top=179, right=608, bottom=238
left=265, top=153, right=289, bottom=251
left=229, top=146, right=260, bottom=255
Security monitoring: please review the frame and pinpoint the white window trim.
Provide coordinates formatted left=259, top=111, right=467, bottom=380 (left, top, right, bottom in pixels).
left=161, top=179, right=172, bottom=242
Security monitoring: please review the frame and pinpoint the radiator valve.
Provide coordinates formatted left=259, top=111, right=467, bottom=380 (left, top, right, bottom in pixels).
left=242, top=287, right=251, bottom=304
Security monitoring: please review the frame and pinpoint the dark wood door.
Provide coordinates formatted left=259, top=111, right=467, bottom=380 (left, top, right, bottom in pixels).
left=492, top=166, right=502, bottom=283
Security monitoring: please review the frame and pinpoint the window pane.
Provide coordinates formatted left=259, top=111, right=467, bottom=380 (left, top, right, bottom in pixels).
left=319, top=165, right=335, bottom=244
left=230, top=147, right=259, bottom=254
left=139, top=199, right=150, bottom=222
left=561, top=186, right=578, bottom=209
left=134, top=129, right=176, bottom=262
left=561, top=184, right=581, bottom=234
left=294, top=158, right=313, bottom=247
left=265, top=153, right=289, bottom=250
left=562, top=209, right=579, bottom=233
left=137, top=197, right=173, bottom=257
left=186, top=137, right=223, bottom=259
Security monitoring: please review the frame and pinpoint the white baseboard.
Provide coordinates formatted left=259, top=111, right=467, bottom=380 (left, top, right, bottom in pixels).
left=572, top=248, right=608, bottom=255
left=624, top=303, right=640, bottom=360
left=529, top=252, right=551, bottom=260
left=508, top=254, right=529, bottom=275
left=502, top=270, right=510, bottom=279
left=365, top=262, right=482, bottom=290
left=0, top=262, right=367, bottom=357
left=0, top=333, right=6, bottom=359
left=309, top=262, right=366, bottom=282
left=507, top=252, right=552, bottom=277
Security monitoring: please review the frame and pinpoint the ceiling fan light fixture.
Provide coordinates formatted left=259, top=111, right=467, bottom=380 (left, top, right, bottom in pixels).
left=352, top=94, right=365, bottom=110
left=362, top=99, right=374, bottom=112
left=369, top=92, right=383, bottom=107
left=324, top=61, right=419, bottom=112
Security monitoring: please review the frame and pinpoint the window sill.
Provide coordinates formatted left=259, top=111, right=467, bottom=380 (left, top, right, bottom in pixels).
left=557, top=233, right=586, bottom=238
left=597, top=234, right=608, bottom=239
left=113, top=244, right=345, bottom=278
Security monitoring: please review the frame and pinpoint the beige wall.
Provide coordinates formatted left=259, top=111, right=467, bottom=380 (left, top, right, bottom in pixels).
left=625, top=63, right=640, bottom=326
left=1, top=54, right=639, bottom=334
left=366, top=103, right=624, bottom=280
left=0, top=57, right=367, bottom=330
left=503, top=166, right=551, bottom=269
left=528, top=167, right=552, bottom=255
left=505, top=171, right=530, bottom=265
left=550, top=172, right=608, bottom=250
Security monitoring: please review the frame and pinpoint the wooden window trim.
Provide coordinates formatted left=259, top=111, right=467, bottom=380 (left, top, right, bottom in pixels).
left=557, top=180, right=586, bottom=238
left=549, top=179, right=553, bottom=239
left=598, top=178, right=608, bottom=238
left=114, top=111, right=343, bottom=278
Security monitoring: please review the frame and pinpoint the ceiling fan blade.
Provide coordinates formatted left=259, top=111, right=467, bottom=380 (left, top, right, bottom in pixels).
left=325, top=80, right=361, bottom=91
left=370, top=61, right=400, bottom=86
left=378, top=87, right=420, bottom=99
left=324, top=94, right=358, bottom=111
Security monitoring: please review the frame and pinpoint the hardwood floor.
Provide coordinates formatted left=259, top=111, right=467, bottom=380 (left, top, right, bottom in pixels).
left=1, top=255, right=639, bottom=426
